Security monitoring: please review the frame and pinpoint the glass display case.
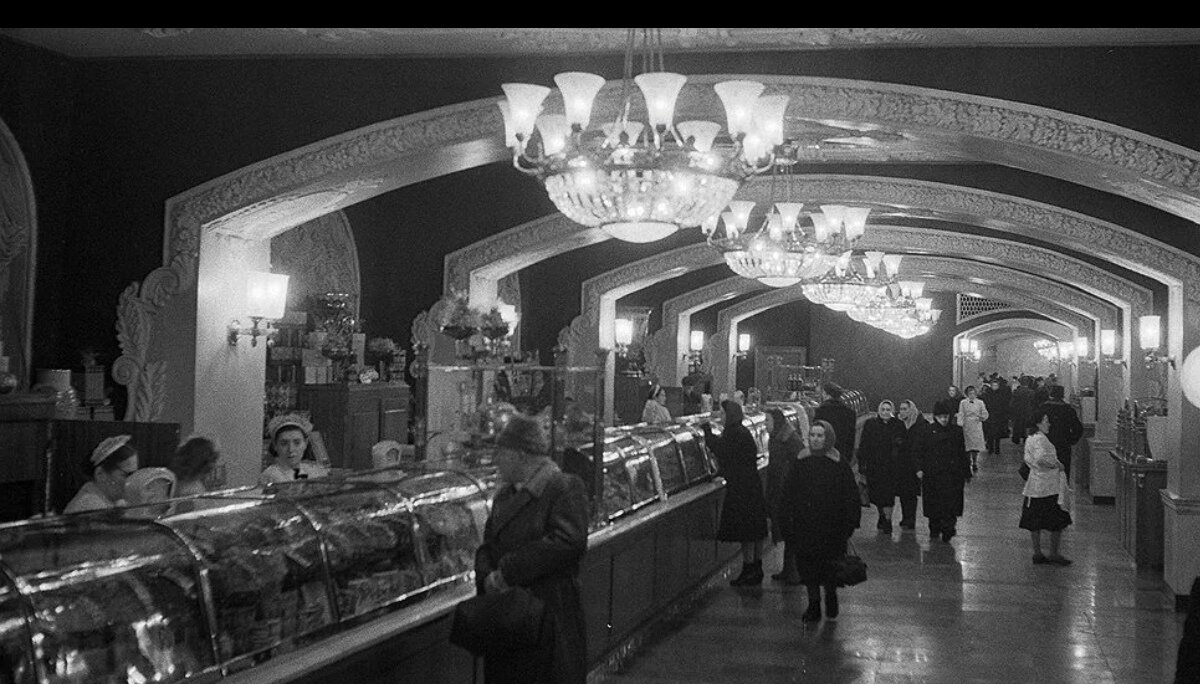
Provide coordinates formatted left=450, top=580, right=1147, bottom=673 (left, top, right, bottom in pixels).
left=0, top=513, right=218, bottom=683
left=160, top=497, right=334, bottom=670
left=0, top=464, right=495, bottom=684
left=629, top=426, right=687, bottom=494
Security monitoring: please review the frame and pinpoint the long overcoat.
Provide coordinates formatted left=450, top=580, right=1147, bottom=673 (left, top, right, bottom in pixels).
left=705, top=422, right=769, bottom=542
left=856, top=415, right=906, bottom=506
left=915, top=420, right=970, bottom=519
left=474, top=464, right=589, bottom=684
left=764, top=428, right=804, bottom=542
left=777, top=450, right=861, bottom=584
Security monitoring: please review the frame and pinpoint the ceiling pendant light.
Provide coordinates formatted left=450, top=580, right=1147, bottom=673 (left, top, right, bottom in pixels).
left=499, top=29, right=783, bottom=243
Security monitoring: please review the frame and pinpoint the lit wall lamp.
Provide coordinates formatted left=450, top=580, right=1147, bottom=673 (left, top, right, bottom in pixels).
left=614, top=318, right=634, bottom=358
left=735, top=333, right=751, bottom=360
left=956, top=338, right=981, bottom=362
left=228, top=271, right=289, bottom=347
left=685, top=330, right=705, bottom=372
left=1139, top=315, right=1175, bottom=369
left=1099, top=328, right=1124, bottom=366
left=1058, top=340, right=1076, bottom=366
left=1075, top=336, right=1089, bottom=359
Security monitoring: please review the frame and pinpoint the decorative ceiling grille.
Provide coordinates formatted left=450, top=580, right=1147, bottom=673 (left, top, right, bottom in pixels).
left=956, top=294, right=1022, bottom=325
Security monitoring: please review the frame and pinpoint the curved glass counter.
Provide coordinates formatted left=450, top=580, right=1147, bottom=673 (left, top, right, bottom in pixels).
left=0, top=511, right=217, bottom=683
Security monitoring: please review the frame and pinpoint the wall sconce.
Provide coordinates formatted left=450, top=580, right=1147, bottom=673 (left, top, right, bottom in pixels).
left=685, top=330, right=705, bottom=372
left=1180, top=346, right=1200, bottom=408
left=1099, top=328, right=1125, bottom=366
left=1058, top=340, right=1076, bottom=366
left=735, top=333, right=751, bottom=360
left=1075, top=336, right=1089, bottom=359
left=228, top=271, right=289, bottom=347
left=956, top=338, right=981, bottom=362
left=614, top=318, right=634, bottom=358
left=1139, top=314, right=1175, bottom=369
left=497, top=304, right=519, bottom=334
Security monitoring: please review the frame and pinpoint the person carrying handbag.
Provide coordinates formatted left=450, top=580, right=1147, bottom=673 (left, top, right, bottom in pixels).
left=468, top=414, right=590, bottom=684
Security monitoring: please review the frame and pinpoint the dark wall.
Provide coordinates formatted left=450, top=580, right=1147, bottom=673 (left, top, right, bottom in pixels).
left=4, top=38, right=1200, bottom=387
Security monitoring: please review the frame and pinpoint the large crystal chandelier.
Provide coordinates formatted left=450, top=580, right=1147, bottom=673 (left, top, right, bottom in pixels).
left=846, top=277, right=941, bottom=338
left=802, top=250, right=895, bottom=311
left=704, top=199, right=872, bottom=288
left=498, top=29, right=783, bottom=243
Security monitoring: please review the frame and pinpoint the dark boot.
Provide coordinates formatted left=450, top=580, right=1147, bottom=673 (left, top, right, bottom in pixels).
left=743, top=560, right=764, bottom=585
left=824, top=585, right=839, bottom=619
left=801, top=585, right=822, bottom=622
left=730, top=562, right=753, bottom=586
left=772, top=545, right=798, bottom=582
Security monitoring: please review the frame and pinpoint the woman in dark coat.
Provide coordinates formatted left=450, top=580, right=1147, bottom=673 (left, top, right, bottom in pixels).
left=704, top=399, right=769, bottom=586
left=894, top=399, right=929, bottom=531
left=764, top=407, right=805, bottom=583
left=1009, top=377, right=1037, bottom=445
left=778, top=419, right=861, bottom=622
left=856, top=400, right=906, bottom=534
left=916, top=399, right=972, bottom=543
left=474, top=415, right=589, bottom=684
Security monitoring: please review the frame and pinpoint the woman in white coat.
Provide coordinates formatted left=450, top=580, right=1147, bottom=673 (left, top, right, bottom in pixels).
left=1019, top=409, right=1073, bottom=565
left=957, top=385, right=989, bottom=473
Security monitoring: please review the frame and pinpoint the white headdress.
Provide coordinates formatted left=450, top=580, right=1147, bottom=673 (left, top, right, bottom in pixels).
left=91, top=434, right=132, bottom=466
left=266, top=413, right=313, bottom=441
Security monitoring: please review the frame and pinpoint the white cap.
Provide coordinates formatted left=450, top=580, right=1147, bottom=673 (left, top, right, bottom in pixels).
left=266, top=413, right=313, bottom=441
left=91, top=434, right=132, bottom=466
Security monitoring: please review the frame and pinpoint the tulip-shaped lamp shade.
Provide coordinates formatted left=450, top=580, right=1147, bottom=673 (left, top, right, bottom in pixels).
left=690, top=330, right=705, bottom=352
left=958, top=337, right=971, bottom=355
left=738, top=333, right=752, bottom=354
left=535, top=114, right=570, bottom=156
left=1139, top=315, right=1161, bottom=350
left=1100, top=329, right=1117, bottom=356
left=753, top=95, right=790, bottom=147
left=245, top=272, right=289, bottom=320
left=713, top=80, right=765, bottom=139
left=554, top=72, right=605, bottom=129
left=614, top=319, right=634, bottom=347
left=677, top=121, right=721, bottom=153
left=501, top=83, right=551, bottom=140
left=634, top=72, right=687, bottom=131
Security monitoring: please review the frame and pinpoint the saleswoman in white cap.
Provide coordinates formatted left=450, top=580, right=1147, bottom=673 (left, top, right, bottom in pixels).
left=64, top=434, right=139, bottom=514
left=259, top=413, right=328, bottom=486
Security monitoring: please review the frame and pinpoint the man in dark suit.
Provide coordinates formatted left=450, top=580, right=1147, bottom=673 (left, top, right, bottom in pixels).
left=1038, top=384, right=1084, bottom=477
left=1009, top=376, right=1037, bottom=445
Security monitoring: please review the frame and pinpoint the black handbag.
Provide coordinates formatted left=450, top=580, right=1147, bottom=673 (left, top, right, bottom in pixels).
left=832, top=541, right=868, bottom=587
left=449, top=587, right=546, bottom=656
left=1018, top=462, right=1031, bottom=481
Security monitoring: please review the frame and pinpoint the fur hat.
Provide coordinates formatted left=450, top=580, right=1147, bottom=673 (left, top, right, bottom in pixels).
left=933, top=398, right=957, bottom=416
left=267, top=413, right=313, bottom=441
left=91, top=434, right=132, bottom=466
left=495, top=414, right=548, bottom=455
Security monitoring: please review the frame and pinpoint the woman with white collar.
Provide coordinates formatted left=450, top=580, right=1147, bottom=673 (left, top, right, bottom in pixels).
left=259, top=414, right=328, bottom=486
left=64, top=434, right=139, bottom=514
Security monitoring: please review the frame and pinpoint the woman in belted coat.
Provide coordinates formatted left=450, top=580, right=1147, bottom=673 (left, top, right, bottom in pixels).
left=856, top=400, right=906, bottom=534
left=474, top=415, right=589, bottom=684
left=703, top=399, right=769, bottom=587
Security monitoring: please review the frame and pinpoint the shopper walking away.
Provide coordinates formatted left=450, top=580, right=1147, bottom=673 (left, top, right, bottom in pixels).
left=703, top=400, right=769, bottom=586
left=857, top=400, right=906, bottom=534
left=916, top=399, right=971, bottom=542
left=764, top=407, right=804, bottom=583
left=1009, top=377, right=1037, bottom=446
left=777, top=420, right=861, bottom=621
left=1019, top=409, right=1073, bottom=566
left=1038, top=384, right=1084, bottom=478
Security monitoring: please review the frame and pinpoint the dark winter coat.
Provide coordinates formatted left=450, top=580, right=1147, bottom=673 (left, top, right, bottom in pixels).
left=990, top=383, right=1012, bottom=433
left=896, top=416, right=929, bottom=500
left=1010, top=386, right=1037, bottom=437
left=765, top=427, right=804, bottom=542
left=815, top=399, right=858, bottom=463
left=915, top=419, right=970, bottom=520
left=856, top=415, right=907, bottom=506
left=1039, top=398, right=1084, bottom=474
left=777, top=450, right=861, bottom=585
left=705, top=422, right=768, bottom=542
left=474, top=461, right=589, bottom=684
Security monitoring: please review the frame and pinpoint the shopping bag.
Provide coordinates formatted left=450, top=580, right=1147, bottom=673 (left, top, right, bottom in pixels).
left=832, top=541, right=868, bottom=587
left=449, top=586, right=546, bottom=656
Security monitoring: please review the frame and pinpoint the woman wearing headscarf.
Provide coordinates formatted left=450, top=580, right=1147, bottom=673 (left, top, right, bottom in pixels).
left=777, top=419, right=861, bottom=621
left=64, top=435, right=139, bottom=513
left=764, top=407, right=805, bottom=583
left=894, top=399, right=930, bottom=531
left=857, top=400, right=906, bottom=534
left=957, top=385, right=989, bottom=473
left=916, top=399, right=972, bottom=542
left=474, top=414, right=589, bottom=684
left=703, top=400, right=769, bottom=586
left=641, top=385, right=672, bottom=424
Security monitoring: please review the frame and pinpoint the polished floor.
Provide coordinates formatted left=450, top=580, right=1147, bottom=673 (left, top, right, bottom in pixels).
left=602, top=441, right=1187, bottom=683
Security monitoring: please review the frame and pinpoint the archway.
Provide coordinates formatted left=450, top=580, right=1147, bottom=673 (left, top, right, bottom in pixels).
left=0, top=117, right=37, bottom=390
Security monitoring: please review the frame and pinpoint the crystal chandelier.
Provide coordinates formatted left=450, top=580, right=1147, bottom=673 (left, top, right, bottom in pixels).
left=802, top=250, right=895, bottom=311
left=499, top=29, right=783, bottom=243
left=704, top=196, right=872, bottom=288
left=843, top=274, right=942, bottom=338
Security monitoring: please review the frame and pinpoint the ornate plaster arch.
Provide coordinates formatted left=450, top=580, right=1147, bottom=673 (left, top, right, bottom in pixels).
left=711, top=280, right=1093, bottom=397
left=0, top=117, right=37, bottom=390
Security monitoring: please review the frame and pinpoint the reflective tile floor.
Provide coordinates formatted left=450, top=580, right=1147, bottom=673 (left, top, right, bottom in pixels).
left=601, top=441, right=1187, bottom=683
